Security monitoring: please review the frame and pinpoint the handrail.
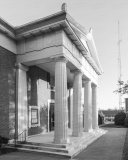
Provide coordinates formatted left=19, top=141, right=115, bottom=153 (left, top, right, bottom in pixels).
left=15, top=129, right=27, bottom=146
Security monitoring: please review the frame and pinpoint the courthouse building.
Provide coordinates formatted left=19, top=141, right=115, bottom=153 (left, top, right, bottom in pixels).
left=0, top=4, right=103, bottom=145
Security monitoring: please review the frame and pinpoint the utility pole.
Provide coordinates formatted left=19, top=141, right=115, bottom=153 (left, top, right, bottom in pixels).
left=117, top=21, right=122, bottom=110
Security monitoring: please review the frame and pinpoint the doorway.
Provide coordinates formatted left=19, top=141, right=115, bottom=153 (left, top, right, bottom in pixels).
left=49, top=103, right=54, bottom=131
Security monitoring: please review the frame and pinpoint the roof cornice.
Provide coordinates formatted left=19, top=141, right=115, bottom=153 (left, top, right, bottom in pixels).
left=0, top=17, right=15, bottom=39
left=15, top=11, right=66, bottom=29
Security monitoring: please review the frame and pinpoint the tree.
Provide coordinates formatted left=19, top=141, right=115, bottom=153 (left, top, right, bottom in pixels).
left=114, top=80, right=128, bottom=95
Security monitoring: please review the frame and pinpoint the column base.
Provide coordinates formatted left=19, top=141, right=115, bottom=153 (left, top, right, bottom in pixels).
left=84, top=128, right=88, bottom=132
left=88, top=128, right=93, bottom=133
left=54, top=137, right=70, bottom=144
left=72, top=132, right=84, bottom=137
left=84, top=128, right=93, bottom=133
left=93, top=126, right=99, bottom=130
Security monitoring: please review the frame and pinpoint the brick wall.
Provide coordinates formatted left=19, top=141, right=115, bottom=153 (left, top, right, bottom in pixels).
left=27, top=66, right=51, bottom=136
left=0, top=46, right=16, bottom=139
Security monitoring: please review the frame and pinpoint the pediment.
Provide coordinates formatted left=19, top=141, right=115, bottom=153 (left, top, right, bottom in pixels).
left=69, top=23, right=103, bottom=73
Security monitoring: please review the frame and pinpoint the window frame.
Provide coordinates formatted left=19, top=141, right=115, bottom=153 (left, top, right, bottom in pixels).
left=31, top=108, right=38, bottom=124
left=29, top=106, right=40, bottom=127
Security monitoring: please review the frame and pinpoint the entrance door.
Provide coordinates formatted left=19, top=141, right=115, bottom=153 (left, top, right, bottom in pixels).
left=49, top=103, right=54, bottom=131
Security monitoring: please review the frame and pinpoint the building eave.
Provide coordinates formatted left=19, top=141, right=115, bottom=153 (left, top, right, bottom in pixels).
left=0, top=17, right=15, bottom=39
left=14, top=11, right=67, bottom=36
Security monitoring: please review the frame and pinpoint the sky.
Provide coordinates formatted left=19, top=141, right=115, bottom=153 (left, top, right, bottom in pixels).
left=0, top=0, right=128, bottom=110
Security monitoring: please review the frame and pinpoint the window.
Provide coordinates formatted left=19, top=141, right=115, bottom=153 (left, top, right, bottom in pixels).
left=29, top=106, right=40, bottom=127
left=31, top=109, right=38, bottom=124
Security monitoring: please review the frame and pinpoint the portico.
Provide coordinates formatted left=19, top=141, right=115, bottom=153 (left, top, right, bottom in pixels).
left=15, top=17, right=102, bottom=144
left=0, top=3, right=103, bottom=148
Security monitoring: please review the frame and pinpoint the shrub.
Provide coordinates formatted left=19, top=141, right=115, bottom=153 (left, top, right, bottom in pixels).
left=98, top=114, right=102, bottom=125
left=0, top=136, right=9, bottom=148
left=98, top=113, right=104, bottom=125
left=98, top=111, right=105, bottom=125
left=124, top=116, right=128, bottom=127
left=114, top=112, right=126, bottom=125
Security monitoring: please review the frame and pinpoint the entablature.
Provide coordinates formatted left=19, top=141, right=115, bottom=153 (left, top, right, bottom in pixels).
left=15, top=19, right=102, bottom=75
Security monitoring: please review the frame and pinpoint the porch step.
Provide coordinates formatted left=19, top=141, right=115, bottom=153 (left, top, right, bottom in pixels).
left=7, top=129, right=107, bottom=158
left=15, top=141, right=67, bottom=149
left=8, top=143, right=69, bottom=153
left=5, top=146, right=71, bottom=158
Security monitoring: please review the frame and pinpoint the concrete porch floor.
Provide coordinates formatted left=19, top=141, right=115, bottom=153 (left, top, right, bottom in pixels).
left=7, top=128, right=107, bottom=158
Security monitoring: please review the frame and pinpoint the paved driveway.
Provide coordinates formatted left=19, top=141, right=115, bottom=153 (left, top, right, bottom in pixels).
left=74, top=128, right=126, bottom=160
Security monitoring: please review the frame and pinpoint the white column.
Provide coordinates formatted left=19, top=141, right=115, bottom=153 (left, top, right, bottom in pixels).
left=69, top=88, right=73, bottom=129
left=72, top=70, right=83, bottom=137
left=54, top=57, right=69, bottom=144
left=92, top=85, right=99, bottom=130
left=84, top=79, right=92, bottom=132
left=16, top=64, right=28, bottom=137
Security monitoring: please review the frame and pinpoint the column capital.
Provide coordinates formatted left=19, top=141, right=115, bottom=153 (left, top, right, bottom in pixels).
left=92, top=84, right=97, bottom=89
left=53, top=56, right=68, bottom=63
left=15, top=63, right=28, bottom=72
left=71, top=69, right=83, bottom=75
left=83, top=78, right=91, bottom=83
